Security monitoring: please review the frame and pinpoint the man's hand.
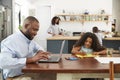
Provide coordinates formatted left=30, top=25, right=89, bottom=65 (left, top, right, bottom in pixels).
left=26, top=51, right=50, bottom=63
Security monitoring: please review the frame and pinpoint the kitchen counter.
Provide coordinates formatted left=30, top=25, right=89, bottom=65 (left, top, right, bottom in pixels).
left=47, top=36, right=120, bottom=40
left=47, top=36, right=120, bottom=53
left=47, top=36, right=80, bottom=40
left=104, top=37, right=120, bottom=40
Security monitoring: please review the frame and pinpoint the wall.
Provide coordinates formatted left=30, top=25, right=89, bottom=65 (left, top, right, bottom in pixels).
left=113, top=0, right=120, bottom=32
left=13, top=0, right=34, bottom=33
left=34, top=0, right=112, bottom=33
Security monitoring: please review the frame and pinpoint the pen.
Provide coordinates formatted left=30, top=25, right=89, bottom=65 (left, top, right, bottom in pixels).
left=65, top=57, right=78, bottom=60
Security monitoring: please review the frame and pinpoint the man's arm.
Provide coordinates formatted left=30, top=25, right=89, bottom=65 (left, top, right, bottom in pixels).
left=0, top=53, right=26, bottom=69
left=0, top=43, right=26, bottom=69
left=26, top=41, right=50, bottom=63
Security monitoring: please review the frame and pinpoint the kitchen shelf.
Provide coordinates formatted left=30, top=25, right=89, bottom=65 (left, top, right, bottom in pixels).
left=56, top=14, right=111, bottom=24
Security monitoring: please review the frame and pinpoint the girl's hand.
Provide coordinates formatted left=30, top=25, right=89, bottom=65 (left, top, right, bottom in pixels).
left=75, top=52, right=86, bottom=56
left=93, top=52, right=99, bottom=55
left=80, top=52, right=86, bottom=56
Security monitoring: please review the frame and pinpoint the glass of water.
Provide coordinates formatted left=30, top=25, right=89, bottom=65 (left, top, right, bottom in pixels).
left=107, top=48, right=113, bottom=57
left=119, top=47, right=120, bottom=53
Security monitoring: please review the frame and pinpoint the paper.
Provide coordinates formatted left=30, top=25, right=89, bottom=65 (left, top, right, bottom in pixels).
left=95, top=57, right=120, bottom=63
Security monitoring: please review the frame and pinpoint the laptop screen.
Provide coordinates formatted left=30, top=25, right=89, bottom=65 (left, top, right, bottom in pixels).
left=59, top=40, right=65, bottom=57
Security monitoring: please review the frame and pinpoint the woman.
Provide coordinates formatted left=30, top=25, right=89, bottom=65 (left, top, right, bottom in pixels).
left=47, top=16, right=63, bottom=36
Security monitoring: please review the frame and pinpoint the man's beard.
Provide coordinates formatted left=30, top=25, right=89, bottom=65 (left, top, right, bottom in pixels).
left=24, top=30, right=33, bottom=40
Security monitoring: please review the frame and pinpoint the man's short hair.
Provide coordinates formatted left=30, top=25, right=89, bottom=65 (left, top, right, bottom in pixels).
left=24, top=16, right=39, bottom=23
left=93, top=26, right=98, bottom=33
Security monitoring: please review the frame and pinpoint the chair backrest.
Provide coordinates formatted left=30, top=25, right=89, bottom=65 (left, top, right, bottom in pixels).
left=114, top=64, right=120, bottom=73
left=0, top=68, right=4, bottom=80
left=109, top=61, right=120, bottom=80
left=0, top=69, right=2, bottom=80
left=109, top=61, right=114, bottom=80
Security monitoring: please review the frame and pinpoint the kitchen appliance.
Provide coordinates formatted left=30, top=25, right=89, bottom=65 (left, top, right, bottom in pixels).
left=73, top=32, right=81, bottom=36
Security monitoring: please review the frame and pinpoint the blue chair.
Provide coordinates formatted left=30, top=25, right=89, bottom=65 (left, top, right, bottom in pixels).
left=0, top=43, right=4, bottom=80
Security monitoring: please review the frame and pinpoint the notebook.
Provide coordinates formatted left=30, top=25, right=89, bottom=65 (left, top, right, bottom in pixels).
left=38, top=40, right=65, bottom=63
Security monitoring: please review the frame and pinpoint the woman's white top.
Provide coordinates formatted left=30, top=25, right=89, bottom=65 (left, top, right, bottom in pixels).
left=47, top=24, right=61, bottom=35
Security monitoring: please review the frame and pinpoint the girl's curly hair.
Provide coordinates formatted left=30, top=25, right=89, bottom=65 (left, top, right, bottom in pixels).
left=74, top=32, right=106, bottom=51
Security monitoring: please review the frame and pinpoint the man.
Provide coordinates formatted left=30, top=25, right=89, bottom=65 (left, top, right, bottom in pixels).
left=0, top=16, right=51, bottom=80
left=92, top=26, right=103, bottom=46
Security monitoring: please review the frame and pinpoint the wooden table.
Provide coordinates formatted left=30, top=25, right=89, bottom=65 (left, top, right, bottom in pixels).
left=22, top=54, right=120, bottom=80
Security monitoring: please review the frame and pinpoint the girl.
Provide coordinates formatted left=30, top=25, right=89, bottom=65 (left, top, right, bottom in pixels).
left=71, top=32, right=106, bottom=80
left=71, top=32, right=106, bottom=55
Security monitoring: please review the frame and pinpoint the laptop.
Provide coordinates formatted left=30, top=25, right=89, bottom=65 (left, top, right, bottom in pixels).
left=38, top=40, right=65, bottom=63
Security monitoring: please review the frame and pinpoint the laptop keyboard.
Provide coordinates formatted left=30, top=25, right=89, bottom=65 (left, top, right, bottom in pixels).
left=49, top=56, right=59, bottom=61
left=39, top=56, right=60, bottom=62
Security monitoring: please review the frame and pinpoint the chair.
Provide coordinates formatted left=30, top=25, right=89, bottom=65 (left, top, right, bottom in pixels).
left=109, top=61, right=120, bottom=80
left=0, top=68, right=4, bottom=80
left=109, top=61, right=114, bottom=80
left=0, top=43, right=4, bottom=80
left=0, top=69, right=2, bottom=80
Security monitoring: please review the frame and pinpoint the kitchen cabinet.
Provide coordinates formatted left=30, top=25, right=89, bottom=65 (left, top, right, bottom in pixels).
left=47, top=40, right=69, bottom=53
left=56, top=14, right=111, bottom=24
left=47, top=36, right=120, bottom=53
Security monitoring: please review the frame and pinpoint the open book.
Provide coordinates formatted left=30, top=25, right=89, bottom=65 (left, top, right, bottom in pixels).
left=95, top=57, right=120, bottom=64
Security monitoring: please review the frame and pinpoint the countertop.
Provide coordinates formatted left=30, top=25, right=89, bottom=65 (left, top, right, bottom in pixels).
left=47, top=36, right=120, bottom=40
